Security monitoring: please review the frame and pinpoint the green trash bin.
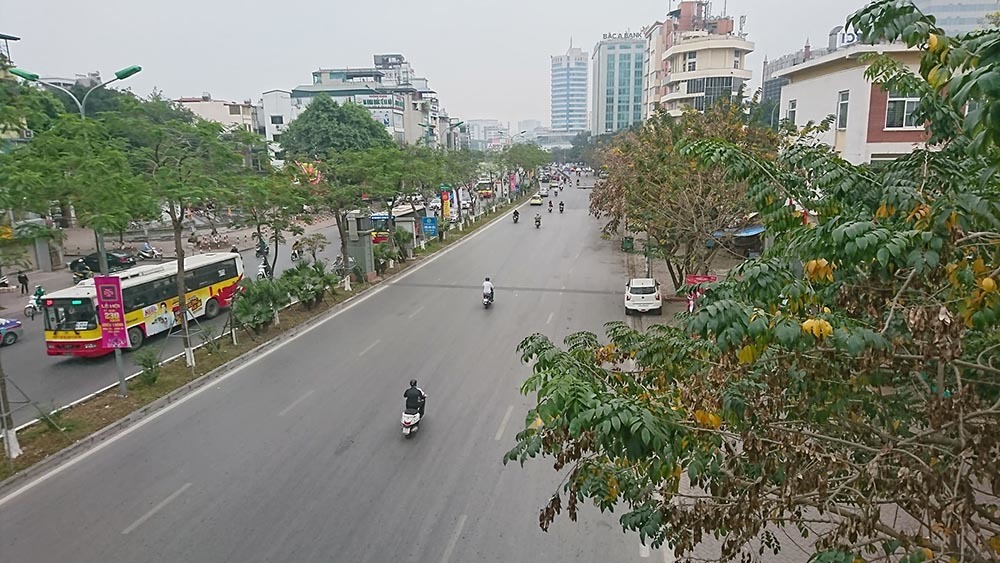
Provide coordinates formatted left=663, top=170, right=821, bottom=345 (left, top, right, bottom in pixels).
left=621, top=236, right=634, bottom=252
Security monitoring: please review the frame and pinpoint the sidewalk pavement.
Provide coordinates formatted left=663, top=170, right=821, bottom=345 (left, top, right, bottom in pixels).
left=0, top=215, right=339, bottom=314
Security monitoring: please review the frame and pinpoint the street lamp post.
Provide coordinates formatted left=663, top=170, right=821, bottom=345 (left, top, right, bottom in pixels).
left=11, top=65, right=142, bottom=397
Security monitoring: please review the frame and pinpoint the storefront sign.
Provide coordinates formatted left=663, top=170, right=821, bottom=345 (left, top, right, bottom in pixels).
left=355, top=93, right=403, bottom=110
left=94, top=276, right=130, bottom=348
left=685, top=274, right=718, bottom=313
left=837, top=30, right=859, bottom=48
left=603, top=32, right=642, bottom=40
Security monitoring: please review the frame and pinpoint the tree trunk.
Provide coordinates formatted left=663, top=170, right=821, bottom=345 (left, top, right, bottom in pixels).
left=334, top=209, right=348, bottom=265
left=270, top=228, right=280, bottom=277
left=169, top=204, right=194, bottom=367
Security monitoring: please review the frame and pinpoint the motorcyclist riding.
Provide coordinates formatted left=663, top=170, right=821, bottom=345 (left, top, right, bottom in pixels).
left=559, top=201, right=565, bottom=212
left=483, top=277, right=495, bottom=303
left=404, top=379, right=426, bottom=417
left=548, top=200, right=553, bottom=212
left=534, top=213, right=542, bottom=227
left=142, top=240, right=153, bottom=253
left=512, top=209, right=520, bottom=222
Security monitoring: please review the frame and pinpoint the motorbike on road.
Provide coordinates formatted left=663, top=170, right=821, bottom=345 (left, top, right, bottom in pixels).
left=512, top=213, right=519, bottom=224
left=255, top=243, right=269, bottom=259
left=535, top=216, right=541, bottom=229
left=483, top=291, right=494, bottom=309
left=24, top=294, right=42, bottom=320
left=402, top=393, right=426, bottom=438
left=257, top=261, right=273, bottom=280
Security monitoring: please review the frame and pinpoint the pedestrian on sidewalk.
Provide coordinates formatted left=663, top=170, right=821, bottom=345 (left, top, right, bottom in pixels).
left=17, top=271, right=28, bottom=294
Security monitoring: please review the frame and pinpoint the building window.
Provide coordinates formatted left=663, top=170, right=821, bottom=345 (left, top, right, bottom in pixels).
left=885, top=90, right=921, bottom=129
left=228, top=105, right=241, bottom=115
left=734, top=56, right=741, bottom=69
left=685, top=51, right=697, bottom=72
left=272, top=133, right=282, bottom=144
left=837, top=90, right=849, bottom=130
left=270, top=115, right=284, bottom=125
left=787, top=99, right=797, bottom=124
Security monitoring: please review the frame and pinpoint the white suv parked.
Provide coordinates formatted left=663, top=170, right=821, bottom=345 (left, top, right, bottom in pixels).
left=624, top=278, right=662, bottom=315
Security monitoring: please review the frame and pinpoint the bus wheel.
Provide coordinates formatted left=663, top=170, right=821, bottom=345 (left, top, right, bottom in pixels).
left=204, top=298, right=221, bottom=319
left=128, top=327, right=144, bottom=350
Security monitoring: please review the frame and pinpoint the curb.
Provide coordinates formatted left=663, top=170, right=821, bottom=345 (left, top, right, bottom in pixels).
left=0, top=195, right=527, bottom=494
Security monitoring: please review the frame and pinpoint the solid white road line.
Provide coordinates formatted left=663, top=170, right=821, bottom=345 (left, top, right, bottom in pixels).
left=358, top=339, right=381, bottom=357
left=278, top=390, right=314, bottom=417
left=121, top=482, right=192, bottom=535
left=494, top=405, right=515, bottom=441
left=0, top=198, right=518, bottom=508
left=439, top=514, right=468, bottom=563
left=545, top=312, right=554, bottom=325
left=408, top=305, right=425, bottom=319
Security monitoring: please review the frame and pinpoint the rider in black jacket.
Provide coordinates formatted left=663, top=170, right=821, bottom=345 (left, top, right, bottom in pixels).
left=404, top=379, right=426, bottom=417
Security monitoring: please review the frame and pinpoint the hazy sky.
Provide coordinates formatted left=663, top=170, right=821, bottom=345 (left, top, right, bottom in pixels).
left=4, top=0, right=866, bottom=127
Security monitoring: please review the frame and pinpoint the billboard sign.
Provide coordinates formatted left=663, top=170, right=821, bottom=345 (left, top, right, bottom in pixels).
left=94, top=276, right=130, bottom=349
left=421, top=216, right=438, bottom=238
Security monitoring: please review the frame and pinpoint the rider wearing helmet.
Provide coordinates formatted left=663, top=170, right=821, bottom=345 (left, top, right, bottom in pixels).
left=404, top=379, right=426, bottom=417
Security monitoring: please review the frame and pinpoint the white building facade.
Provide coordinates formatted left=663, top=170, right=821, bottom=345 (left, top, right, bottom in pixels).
left=642, top=22, right=667, bottom=118
left=551, top=46, right=588, bottom=133
left=660, top=31, right=754, bottom=116
left=176, top=94, right=257, bottom=132
left=591, top=34, right=647, bottom=135
left=776, top=44, right=927, bottom=165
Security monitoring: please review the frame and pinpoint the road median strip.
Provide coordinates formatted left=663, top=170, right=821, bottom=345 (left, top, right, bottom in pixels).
left=0, top=193, right=529, bottom=491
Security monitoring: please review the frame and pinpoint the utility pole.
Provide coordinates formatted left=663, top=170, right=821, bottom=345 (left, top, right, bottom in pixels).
left=0, top=352, right=22, bottom=459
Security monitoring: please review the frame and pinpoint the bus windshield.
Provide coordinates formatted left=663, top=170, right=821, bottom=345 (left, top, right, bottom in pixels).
left=44, top=298, right=98, bottom=332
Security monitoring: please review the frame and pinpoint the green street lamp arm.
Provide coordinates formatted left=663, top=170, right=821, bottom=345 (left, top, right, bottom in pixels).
left=10, top=65, right=142, bottom=118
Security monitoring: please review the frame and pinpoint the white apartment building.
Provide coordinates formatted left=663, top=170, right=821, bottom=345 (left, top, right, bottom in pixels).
left=775, top=43, right=927, bottom=165
left=660, top=31, right=754, bottom=116
left=176, top=94, right=257, bottom=132
left=642, top=22, right=666, bottom=118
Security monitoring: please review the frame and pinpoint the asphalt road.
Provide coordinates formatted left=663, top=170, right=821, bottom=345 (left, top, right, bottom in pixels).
left=0, top=176, right=678, bottom=562
left=2, top=227, right=343, bottom=427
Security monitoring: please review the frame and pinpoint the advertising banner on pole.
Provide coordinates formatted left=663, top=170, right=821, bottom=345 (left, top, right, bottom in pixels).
left=94, top=276, right=130, bottom=348
left=441, top=189, right=451, bottom=219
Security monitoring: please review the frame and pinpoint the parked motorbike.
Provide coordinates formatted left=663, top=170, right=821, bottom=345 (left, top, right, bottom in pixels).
left=401, top=394, right=426, bottom=438
left=136, top=246, right=163, bottom=261
left=72, top=270, right=90, bottom=284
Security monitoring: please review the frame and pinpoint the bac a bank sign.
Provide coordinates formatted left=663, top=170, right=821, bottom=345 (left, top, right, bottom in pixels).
left=603, top=32, right=642, bottom=40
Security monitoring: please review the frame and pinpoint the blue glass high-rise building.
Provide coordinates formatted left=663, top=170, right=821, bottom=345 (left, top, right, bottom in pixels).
left=551, top=46, right=588, bottom=132
left=591, top=36, right=647, bottom=136
left=912, top=0, right=999, bottom=33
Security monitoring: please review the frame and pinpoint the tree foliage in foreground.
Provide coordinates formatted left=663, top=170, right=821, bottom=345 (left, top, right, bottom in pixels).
left=505, top=2, right=1000, bottom=561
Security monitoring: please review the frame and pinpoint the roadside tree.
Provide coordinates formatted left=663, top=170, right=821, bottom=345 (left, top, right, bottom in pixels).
left=505, top=2, right=1000, bottom=561
left=591, top=100, right=781, bottom=290
left=279, top=95, right=393, bottom=261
